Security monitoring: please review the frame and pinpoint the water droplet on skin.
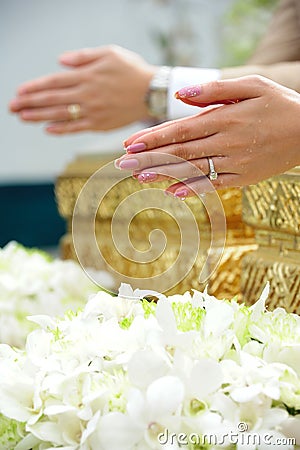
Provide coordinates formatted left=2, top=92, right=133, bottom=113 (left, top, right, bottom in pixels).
left=204, top=131, right=209, bottom=136
left=265, top=103, right=269, bottom=108
left=253, top=139, right=256, bottom=144
left=258, top=119, right=262, bottom=123
left=162, top=134, right=165, bottom=138
left=172, top=138, right=176, bottom=143
left=181, top=134, right=186, bottom=139
left=286, top=161, right=290, bottom=165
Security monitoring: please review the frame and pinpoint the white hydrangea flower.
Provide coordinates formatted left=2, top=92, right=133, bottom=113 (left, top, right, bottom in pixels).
left=0, top=242, right=111, bottom=347
left=0, top=277, right=300, bottom=449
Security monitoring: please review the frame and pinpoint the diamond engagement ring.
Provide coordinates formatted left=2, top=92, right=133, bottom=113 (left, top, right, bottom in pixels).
left=67, top=104, right=81, bottom=120
left=207, top=157, right=218, bottom=181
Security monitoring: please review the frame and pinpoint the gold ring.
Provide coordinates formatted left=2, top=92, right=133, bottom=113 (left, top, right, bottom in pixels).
left=67, top=103, right=81, bottom=120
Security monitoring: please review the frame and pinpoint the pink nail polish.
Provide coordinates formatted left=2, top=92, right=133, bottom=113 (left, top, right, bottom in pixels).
left=176, top=85, right=201, bottom=99
left=174, top=188, right=189, bottom=199
left=126, top=143, right=147, bottom=153
left=137, top=172, right=157, bottom=183
left=119, top=159, right=139, bottom=170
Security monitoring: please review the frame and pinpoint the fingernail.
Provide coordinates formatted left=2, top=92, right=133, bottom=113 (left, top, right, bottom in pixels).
left=174, top=188, right=189, bottom=199
left=10, top=99, right=18, bottom=109
left=119, top=158, right=139, bottom=170
left=21, top=111, right=32, bottom=119
left=126, top=143, right=147, bottom=153
left=137, top=172, right=157, bottom=183
left=176, top=85, right=201, bottom=99
left=60, top=54, right=75, bottom=63
left=18, top=87, right=27, bottom=95
left=114, top=159, right=121, bottom=169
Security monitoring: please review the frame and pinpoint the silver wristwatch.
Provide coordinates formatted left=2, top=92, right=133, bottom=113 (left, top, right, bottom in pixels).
left=145, top=66, right=172, bottom=121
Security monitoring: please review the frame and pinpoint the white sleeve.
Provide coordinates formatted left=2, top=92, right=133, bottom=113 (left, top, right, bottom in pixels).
left=168, top=67, right=220, bottom=120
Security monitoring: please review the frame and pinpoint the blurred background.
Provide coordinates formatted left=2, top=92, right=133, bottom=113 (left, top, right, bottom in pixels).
left=1, top=0, right=276, bottom=251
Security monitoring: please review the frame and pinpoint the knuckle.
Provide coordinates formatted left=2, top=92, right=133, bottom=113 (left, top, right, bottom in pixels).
left=207, top=80, right=226, bottom=95
left=249, top=74, right=267, bottom=86
left=147, top=132, right=163, bottom=149
left=105, top=44, right=120, bottom=58
left=244, top=74, right=269, bottom=91
left=173, top=143, right=189, bottom=161
left=174, top=122, right=190, bottom=140
left=48, top=75, right=61, bottom=88
left=43, top=92, right=55, bottom=103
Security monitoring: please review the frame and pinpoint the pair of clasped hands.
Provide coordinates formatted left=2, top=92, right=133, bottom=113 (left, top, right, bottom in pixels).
left=116, top=76, right=300, bottom=198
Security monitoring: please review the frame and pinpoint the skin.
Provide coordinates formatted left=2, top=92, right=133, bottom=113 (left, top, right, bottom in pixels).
left=116, top=75, right=300, bottom=197
left=9, top=45, right=156, bottom=133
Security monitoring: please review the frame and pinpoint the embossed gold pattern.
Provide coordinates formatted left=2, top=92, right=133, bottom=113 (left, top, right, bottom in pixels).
left=55, top=154, right=255, bottom=297
left=241, top=167, right=300, bottom=313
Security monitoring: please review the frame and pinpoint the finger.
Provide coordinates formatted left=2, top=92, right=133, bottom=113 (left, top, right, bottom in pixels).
left=16, top=72, right=79, bottom=96
left=124, top=108, right=216, bottom=149
left=166, top=173, right=240, bottom=198
left=19, top=104, right=85, bottom=122
left=45, top=118, right=90, bottom=134
left=135, top=156, right=230, bottom=183
left=59, top=46, right=114, bottom=67
left=116, top=137, right=222, bottom=171
left=10, top=88, right=79, bottom=110
left=124, top=120, right=180, bottom=148
left=124, top=111, right=221, bottom=153
left=175, top=75, right=268, bottom=106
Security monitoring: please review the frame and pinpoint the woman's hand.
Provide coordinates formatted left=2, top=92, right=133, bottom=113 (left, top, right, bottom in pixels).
left=117, top=76, right=300, bottom=197
left=9, top=45, right=156, bottom=134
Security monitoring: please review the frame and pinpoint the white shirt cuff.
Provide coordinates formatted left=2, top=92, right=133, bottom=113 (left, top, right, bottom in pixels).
left=168, top=67, right=220, bottom=120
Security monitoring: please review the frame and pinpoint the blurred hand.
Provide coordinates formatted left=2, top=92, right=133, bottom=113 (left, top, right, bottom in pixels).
left=9, top=45, right=156, bottom=133
left=116, top=76, right=300, bottom=197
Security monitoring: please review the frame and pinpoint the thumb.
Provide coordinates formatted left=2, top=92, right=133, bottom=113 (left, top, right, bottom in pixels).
left=175, top=76, right=265, bottom=107
left=59, top=47, right=106, bottom=67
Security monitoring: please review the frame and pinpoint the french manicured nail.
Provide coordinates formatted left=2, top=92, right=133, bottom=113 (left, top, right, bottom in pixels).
left=137, top=172, right=157, bottom=183
left=118, top=158, right=139, bottom=170
left=174, top=188, right=189, bottom=199
left=126, top=143, right=147, bottom=153
left=176, top=85, right=201, bottom=99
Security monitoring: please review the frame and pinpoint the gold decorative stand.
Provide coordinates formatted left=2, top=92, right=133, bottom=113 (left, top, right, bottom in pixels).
left=55, top=154, right=255, bottom=298
left=241, top=167, right=300, bottom=312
